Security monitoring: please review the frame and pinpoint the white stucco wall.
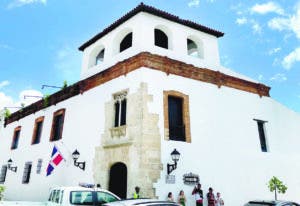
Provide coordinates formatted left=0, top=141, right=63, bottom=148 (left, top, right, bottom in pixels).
left=136, top=68, right=300, bottom=206
left=1, top=67, right=300, bottom=205
left=80, top=12, right=227, bottom=80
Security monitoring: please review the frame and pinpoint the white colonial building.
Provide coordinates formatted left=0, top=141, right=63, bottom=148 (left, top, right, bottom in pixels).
left=1, top=3, right=300, bottom=205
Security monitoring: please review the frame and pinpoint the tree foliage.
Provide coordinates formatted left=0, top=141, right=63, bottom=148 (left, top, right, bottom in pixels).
left=268, top=176, right=288, bottom=200
left=4, top=108, right=11, bottom=118
left=62, top=80, right=68, bottom=89
left=0, top=185, right=5, bottom=201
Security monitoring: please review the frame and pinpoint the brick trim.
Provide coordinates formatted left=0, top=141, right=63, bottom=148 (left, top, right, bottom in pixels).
left=31, top=116, right=44, bottom=145
left=5, top=52, right=270, bottom=126
left=163, top=91, right=191, bottom=143
left=49, top=109, right=65, bottom=142
left=11, top=126, right=21, bottom=150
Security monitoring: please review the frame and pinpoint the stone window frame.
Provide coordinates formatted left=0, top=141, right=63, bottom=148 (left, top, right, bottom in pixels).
left=31, top=116, right=44, bottom=145
left=113, top=90, right=128, bottom=128
left=11, top=126, right=21, bottom=150
left=50, top=108, right=66, bottom=142
left=163, top=90, right=191, bottom=143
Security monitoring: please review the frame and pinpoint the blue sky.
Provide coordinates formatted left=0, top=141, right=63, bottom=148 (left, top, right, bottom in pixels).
left=0, top=0, right=299, bottom=113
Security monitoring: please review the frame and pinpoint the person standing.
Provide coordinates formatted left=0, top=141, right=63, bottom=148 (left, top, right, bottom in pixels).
left=167, top=192, right=174, bottom=202
left=192, top=183, right=203, bottom=206
left=206, top=187, right=216, bottom=206
left=215, top=192, right=224, bottom=206
left=133, top=186, right=140, bottom=199
left=178, top=190, right=186, bottom=206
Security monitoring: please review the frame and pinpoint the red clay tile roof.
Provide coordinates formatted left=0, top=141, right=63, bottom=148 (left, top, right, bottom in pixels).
left=78, top=3, right=224, bottom=51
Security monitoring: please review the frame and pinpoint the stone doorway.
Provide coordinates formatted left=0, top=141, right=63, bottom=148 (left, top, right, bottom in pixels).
left=109, top=162, right=127, bottom=199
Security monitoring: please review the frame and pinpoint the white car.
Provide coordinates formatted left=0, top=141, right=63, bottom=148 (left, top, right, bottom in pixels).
left=244, top=200, right=300, bottom=206
left=103, top=199, right=180, bottom=206
left=47, top=186, right=121, bottom=206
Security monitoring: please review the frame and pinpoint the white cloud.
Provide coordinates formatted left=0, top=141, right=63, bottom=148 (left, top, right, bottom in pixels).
left=7, top=0, right=47, bottom=9
left=268, top=47, right=281, bottom=55
left=0, top=89, right=43, bottom=113
left=258, top=74, right=264, bottom=81
left=251, top=2, right=284, bottom=15
left=230, top=3, right=245, bottom=15
left=188, top=0, right=200, bottom=7
left=0, top=92, right=14, bottom=111
left=270, top=73, right=287, bottom=82
left=0, top=81, right=10, bottom=89
left=268, top=4, right=300, bottom=39
left=0, top=44, right=13, bottom=50
left=282, top=47, right=300, bottom=69
left=236, top=17, right=247, bottom=25
left=252, top=21, right=262, bottom=34
left=268, top=17, right=290, bottom=31
left=235, top=18, right=262, bottom=34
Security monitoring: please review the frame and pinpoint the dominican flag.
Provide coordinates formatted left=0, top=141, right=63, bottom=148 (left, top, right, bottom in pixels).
left=46, top=145, right=64, bottom=176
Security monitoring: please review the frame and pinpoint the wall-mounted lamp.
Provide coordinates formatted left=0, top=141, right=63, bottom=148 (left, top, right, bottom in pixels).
left=42, top=85, right=62, bottom=90
left=24, top=95, right=43, bottom=99
left=167, top=149, right=180, bottom=175
left=72, top=150, right=86, bottom=171
left=7, top=159, right=17, bottom=172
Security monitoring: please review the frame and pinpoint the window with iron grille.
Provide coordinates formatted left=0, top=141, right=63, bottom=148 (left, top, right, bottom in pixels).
left=22, top=162, right=32, bottom=184
left=254, top=119, right=268, bottom=152
left=36, top=159, right=43, bottom=174
left=0, top=165, right=7, bottom=183
left=11, top=126, right=21, bottom=150
left=50, top=109, right=65, bottom=141
left=113, top=91, right=127, bottom=127
left=32, top=116, right=44, bottom=145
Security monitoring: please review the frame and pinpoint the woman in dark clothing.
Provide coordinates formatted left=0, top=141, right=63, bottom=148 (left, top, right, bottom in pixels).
left=207, top=187, right=216, bottom=206
left=192, top=183, right=203, bottom=206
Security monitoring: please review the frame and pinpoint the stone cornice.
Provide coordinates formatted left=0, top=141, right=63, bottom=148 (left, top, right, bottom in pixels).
left=5, top=52, right=270, bottom=126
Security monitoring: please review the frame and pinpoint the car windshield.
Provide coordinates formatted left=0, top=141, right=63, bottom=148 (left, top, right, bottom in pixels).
left=70, top=191, right=93, bottom=205
left=96, top=191, right=119, bottom=205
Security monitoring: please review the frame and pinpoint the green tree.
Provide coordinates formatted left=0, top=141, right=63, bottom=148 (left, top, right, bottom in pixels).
left=43, top=94, right=50, bottom=108
left=0, top=185, right=5, bottom=201
left=62, top=80, right=68, bottom=89
left=268, top=176, right=288, bottom=200
left=4, top=108, right=11, bottom=118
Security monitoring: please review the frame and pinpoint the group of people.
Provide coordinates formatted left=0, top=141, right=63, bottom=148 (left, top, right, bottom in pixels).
left=167, top=184, right=224, bottom=206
